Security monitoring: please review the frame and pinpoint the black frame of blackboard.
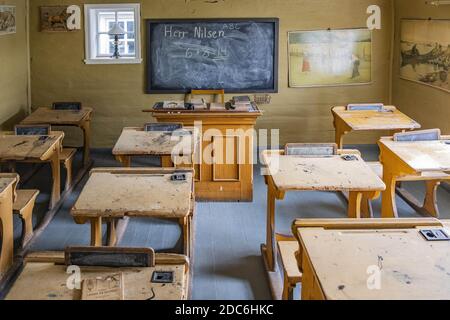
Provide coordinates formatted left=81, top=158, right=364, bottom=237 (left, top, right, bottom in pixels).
left=145, top=18, right=279, bottom=94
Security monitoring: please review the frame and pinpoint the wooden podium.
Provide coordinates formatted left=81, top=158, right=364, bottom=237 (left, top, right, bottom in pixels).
left=145, top=106, right=262, bottom=202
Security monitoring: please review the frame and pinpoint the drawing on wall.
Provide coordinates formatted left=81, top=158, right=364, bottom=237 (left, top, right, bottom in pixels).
left=0, top=6, right=16, bottom=35
left=40, top=6, right=73, bottom=32
left=288, top=29, right=372, bottom=87
left=400, top=19, right=450, bottom=93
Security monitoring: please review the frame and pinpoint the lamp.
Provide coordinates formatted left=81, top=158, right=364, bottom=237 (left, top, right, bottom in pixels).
left=108, top=22, right=125, bottom=59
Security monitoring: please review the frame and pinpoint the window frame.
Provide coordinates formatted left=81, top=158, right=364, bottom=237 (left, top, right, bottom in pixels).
left=84, top=3, right=142, bottom=65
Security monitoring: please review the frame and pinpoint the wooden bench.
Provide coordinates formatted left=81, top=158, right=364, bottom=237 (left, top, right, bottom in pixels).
left=60, top=148, right=77, bottom=191
left=366, top=161, right=449, bottom=217
left=14, top=189, right=40, bottom=247
left=277, top=241, right=302, bottom=300
left=1, top=173, right=40, bottom=247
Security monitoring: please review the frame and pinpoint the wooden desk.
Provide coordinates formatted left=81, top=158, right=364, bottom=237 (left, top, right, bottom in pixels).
left=0, top=175, right=17, bottom=279
left=292, top=218, right=450, bottom=300
left=261, top=150, right=385, bottom=298
left=6, top=252, right=189, bottom=300
left=145, top=106, right=262, bottom=202
left=112, top=127, right=197, bottom=168
left=21, top=107, right=93, bottom=167
left=71, top=168, right=194, bottom=257
left=0, top=132, right=63, bottom=208
left=378, top=136, right=450, bottom=218
left=332, top=106, right=420, bottom=149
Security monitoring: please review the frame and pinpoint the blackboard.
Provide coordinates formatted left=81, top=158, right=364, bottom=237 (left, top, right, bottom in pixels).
left=53, top=102, right=82, bottom=111
left=144, top=123, right=183, bottom=132
left=146, top=19, right=279, bottom=94
left=65, top=247, right=155, bottom=268
left=15, top=124, right=51, bottom=136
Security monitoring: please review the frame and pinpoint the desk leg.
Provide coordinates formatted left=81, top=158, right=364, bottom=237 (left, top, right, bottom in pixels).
left=0, top=186, right=14, bottom=278
left=360, top=191, right=381, bottom=218
left=90, top=217, right=103, bottom=246
left=381, top=171, right=399, bottom=218
left=348, top=191, right=363, bottom=218
left=116, top=155, right=131, bottom=167
left=49, top=147, right=61, bottom=209
left=81, top=119, right=91, bottom=167
left=423, top=180, right=441, bottom=218
left=334, top=119, right=349, bottom=150
left=264, top=184, right=276, bottom=272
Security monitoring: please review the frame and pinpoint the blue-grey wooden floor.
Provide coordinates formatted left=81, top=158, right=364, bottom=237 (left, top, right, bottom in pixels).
left=10, top=145, right=450, bottom=300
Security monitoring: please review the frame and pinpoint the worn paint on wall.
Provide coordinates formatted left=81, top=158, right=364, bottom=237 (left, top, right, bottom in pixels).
left=393, top=0, right=450, bottom=135
left=29, top=0, right=393, bottom=147
left=0, top=0, right=28, bottom=129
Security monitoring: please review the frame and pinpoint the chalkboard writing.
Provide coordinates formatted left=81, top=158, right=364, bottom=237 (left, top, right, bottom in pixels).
left=146, top=19, right=279, bottom=93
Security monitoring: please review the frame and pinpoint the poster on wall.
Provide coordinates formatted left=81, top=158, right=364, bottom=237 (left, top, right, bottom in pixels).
left=0, top=6, right=16, bottom=36
left=40, top=6, right=76, bottom=32
left=288, top=29, right=372, bottom=88
left=400, top=19, right=450, bottom=93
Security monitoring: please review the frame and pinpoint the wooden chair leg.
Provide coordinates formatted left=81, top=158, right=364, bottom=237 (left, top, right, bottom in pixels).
left=348, top=192, right=363, bottom=218
left=106, top=219, right=117, bottom=247
left=282, top=275, right=295, bottom=300
left=64, top=159, right=73, bottom=192
left=19, top=202, right=35, bottom=247
left=423, top=180, right=441, bottom=218
left=90, top=217, right=103, bottom=246
left=360, top=195, right=374, bottom=218
left=180, top=217, right=190, bottom=257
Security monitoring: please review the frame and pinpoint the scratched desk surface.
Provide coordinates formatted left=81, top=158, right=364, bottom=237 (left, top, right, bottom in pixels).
left=21, top=107, right=93, bottom=125
left=71, top=169, right=193, bottom=219
left=379, top=136, right=450, bottom=173
left=262, top=152, right=385, bottom=192
left=0, top=132, right=63, bottom=160
left=297, top=225, right=450, bottom=300
left=6, top=258, right=187, bottom=300
left=333, top=106, right=420, bottom=131
left=112, top=127, right=197, bottom=156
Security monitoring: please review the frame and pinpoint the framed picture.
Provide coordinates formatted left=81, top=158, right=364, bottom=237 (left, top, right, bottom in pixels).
left=400, top=19, right=450, bottom=93
left=0, top=6, right=16, bottom=36
left=40, top=6, right=73, bottom=32
left=288, top=28, right=372, bottom=88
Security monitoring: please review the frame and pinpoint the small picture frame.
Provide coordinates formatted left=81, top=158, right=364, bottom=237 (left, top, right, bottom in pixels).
left=15, top=124, right=51, bottom=136
left=53, top=102, right=82, bottom=111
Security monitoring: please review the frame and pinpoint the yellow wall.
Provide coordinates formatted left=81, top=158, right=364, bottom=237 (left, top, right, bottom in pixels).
left=29, top=0, right=393, bottom=147
left=393, top=0, right=450, bottom=135
left=0, top=0, right=29, bottom=129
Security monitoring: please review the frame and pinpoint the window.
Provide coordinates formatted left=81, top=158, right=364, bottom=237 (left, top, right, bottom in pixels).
left=84, top=4, right=141, bottom=64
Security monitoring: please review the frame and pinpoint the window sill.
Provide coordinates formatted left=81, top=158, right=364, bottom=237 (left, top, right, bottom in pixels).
left=84, top=58, right=142, bottom=65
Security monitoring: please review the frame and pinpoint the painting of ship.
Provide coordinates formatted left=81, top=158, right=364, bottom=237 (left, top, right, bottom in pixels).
left=400, top=20, right=450, bottom=93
